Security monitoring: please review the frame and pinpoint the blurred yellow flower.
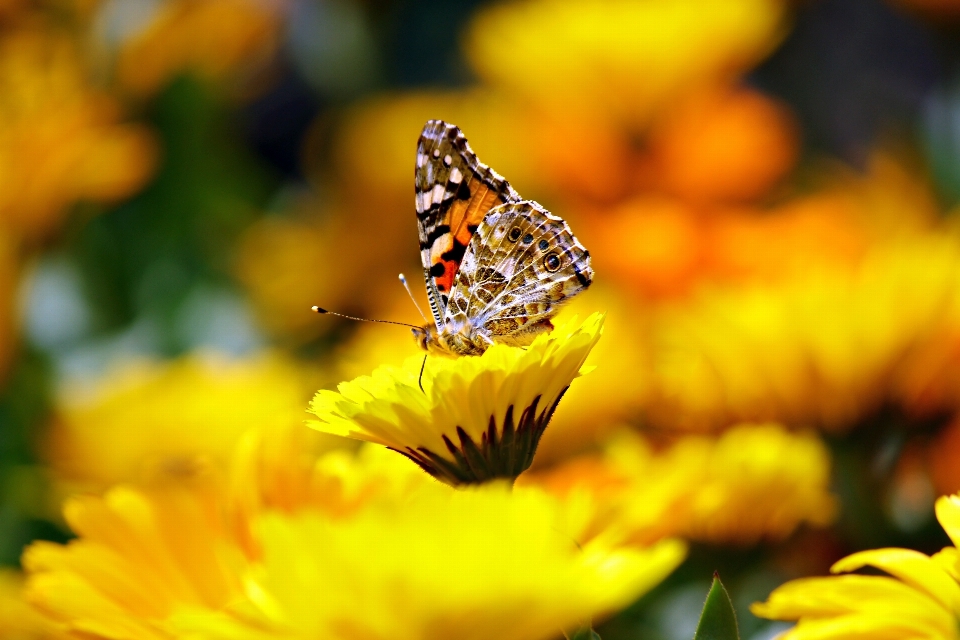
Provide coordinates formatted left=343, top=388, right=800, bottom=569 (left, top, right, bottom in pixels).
left=527, top=424, right=837, bottom=546
left=0, top=569, right=64, bottom=639
left=533, top=287, right=651, bottom=464
left=752, top=493, right=960, bottom=639
left=465, top=0, right=787, bottom=130
left=309, top=314, right=604, bottom=484
left=236, top=213, right=351, bottom=341
left=643, top=232, right=960, bottom=431
left=45, top=351, right=314, bottom=488
left=24, top=451, right=684, bottom=640
left=24, top=482, right=246, bottom=640
left=235, top=200, right=425, bottom=343
left=116, top=0, right=280, bottom=97
left=0, top=27, right=157, bottom=242
left=227, top=425, right=429, bottom=556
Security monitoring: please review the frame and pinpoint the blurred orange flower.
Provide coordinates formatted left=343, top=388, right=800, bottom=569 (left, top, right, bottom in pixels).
left=44, top=351, right=315, bottom=488
left=581, top=192, right=869, bottom=300
left=929, top=418, right=960, bottom=496
left=645, top=87, right=799, bottom=204
left=116, top=0, right=281, bottom=97
left=0, top=27, right=157, bottom=242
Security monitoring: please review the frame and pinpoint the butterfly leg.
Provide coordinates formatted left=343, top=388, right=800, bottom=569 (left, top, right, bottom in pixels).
left=418, top=354, right=428, bottom=393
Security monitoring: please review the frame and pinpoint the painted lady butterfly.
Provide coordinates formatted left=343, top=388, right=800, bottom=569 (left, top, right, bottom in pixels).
left=411, top=120, right=593, bottom=357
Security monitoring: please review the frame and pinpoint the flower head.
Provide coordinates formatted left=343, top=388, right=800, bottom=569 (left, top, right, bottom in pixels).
left=527, top=424, right=837, bottom=547
left=309, top=314, right=603, bottom=484
left=23, top=447, right=684, bottom=640
left=751, top=493, right=960, bottom=639
left=24, top=482, right=245, bottom=639
left=199, top=483, right=684, bottom=640
left=465, top=0, right=786, bottom=129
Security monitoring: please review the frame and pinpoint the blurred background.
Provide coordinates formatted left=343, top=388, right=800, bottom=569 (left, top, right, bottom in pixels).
left=4, top=0, right=960, bottom=638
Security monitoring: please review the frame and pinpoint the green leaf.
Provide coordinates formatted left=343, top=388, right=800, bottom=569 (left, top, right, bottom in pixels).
left=693, top=573, right=740, bottom=640
left=569, top=627, right=601, bottom=640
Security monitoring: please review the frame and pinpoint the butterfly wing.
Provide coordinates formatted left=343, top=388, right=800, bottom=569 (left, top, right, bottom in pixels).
left=445, top=200, right=593, bottom=344
left=415, top=120, right=521, bottom=329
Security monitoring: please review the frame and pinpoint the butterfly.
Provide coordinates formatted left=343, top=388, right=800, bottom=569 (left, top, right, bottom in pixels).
left=410, top=120, right=593, bottom=357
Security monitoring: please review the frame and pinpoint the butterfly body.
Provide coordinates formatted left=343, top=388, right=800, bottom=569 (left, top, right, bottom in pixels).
left=413, top=120, right=592, bottom=357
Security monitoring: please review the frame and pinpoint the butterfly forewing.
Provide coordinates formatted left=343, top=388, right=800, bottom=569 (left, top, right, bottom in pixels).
left=415, top=120, right=520, bottom=328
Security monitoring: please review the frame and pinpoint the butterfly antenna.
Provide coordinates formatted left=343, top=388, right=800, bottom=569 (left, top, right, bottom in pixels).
left=398, top=273, right=429, bottom=324
left=311, top=306, right=419, bottom=329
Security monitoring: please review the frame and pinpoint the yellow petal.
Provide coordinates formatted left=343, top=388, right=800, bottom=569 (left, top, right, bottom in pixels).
left=937, top=494, right=960, bottom=550
left=783, top=613, right=957, bottom=640
left=831, top=548, right=960, bottom=613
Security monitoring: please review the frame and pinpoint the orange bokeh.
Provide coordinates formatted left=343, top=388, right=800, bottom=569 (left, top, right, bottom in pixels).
left=646, top=88, right=799, bottom=204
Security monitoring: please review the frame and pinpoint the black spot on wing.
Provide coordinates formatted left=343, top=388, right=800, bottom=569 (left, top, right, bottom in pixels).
left=441, top=239, right=468, bottom=264
left=429, top=262, right=445, bottom=277
left=457, top=181, right=471, bottom=200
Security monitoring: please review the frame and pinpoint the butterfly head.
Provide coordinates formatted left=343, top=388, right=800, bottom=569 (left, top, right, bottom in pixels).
left=412, top=323, right=439, bottom=353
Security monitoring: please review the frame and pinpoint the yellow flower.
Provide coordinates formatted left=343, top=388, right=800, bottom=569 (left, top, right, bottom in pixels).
left=751, top=493, right=960, bottom=639
left=0, top=27, right=157, bottom=242
left=45, top=351, right=314, bottom=488
left=308, top=313, right=604, bottom=484
left=24, top=451, right=684, bottom=640
left=527, top=424, right=837, bottom=546
left=24, top=481, right=245, bottom=640
left=116, top=0, right=281, bottom=96
left=227, top=423, right=430, bottom=556
left=532, top=286, right=650, bottom=464
left=186, top=483, right=685, bottom=640
left=465, top=0, right=787, bottom=130
left=0, top=569, right=65, bottom=639
left=642, top=230, right=960, bottom=431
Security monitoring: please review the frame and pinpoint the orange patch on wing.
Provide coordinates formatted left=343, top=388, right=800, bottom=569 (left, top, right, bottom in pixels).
left=429, top=179, right=505, bottom=293
left=434, top=259, right=458, bottom=292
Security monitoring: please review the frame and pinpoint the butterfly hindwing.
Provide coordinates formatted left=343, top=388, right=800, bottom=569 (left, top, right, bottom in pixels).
left=446, top=200, right=593, bottom=344
left=415, top=120, right=520, bottom=327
